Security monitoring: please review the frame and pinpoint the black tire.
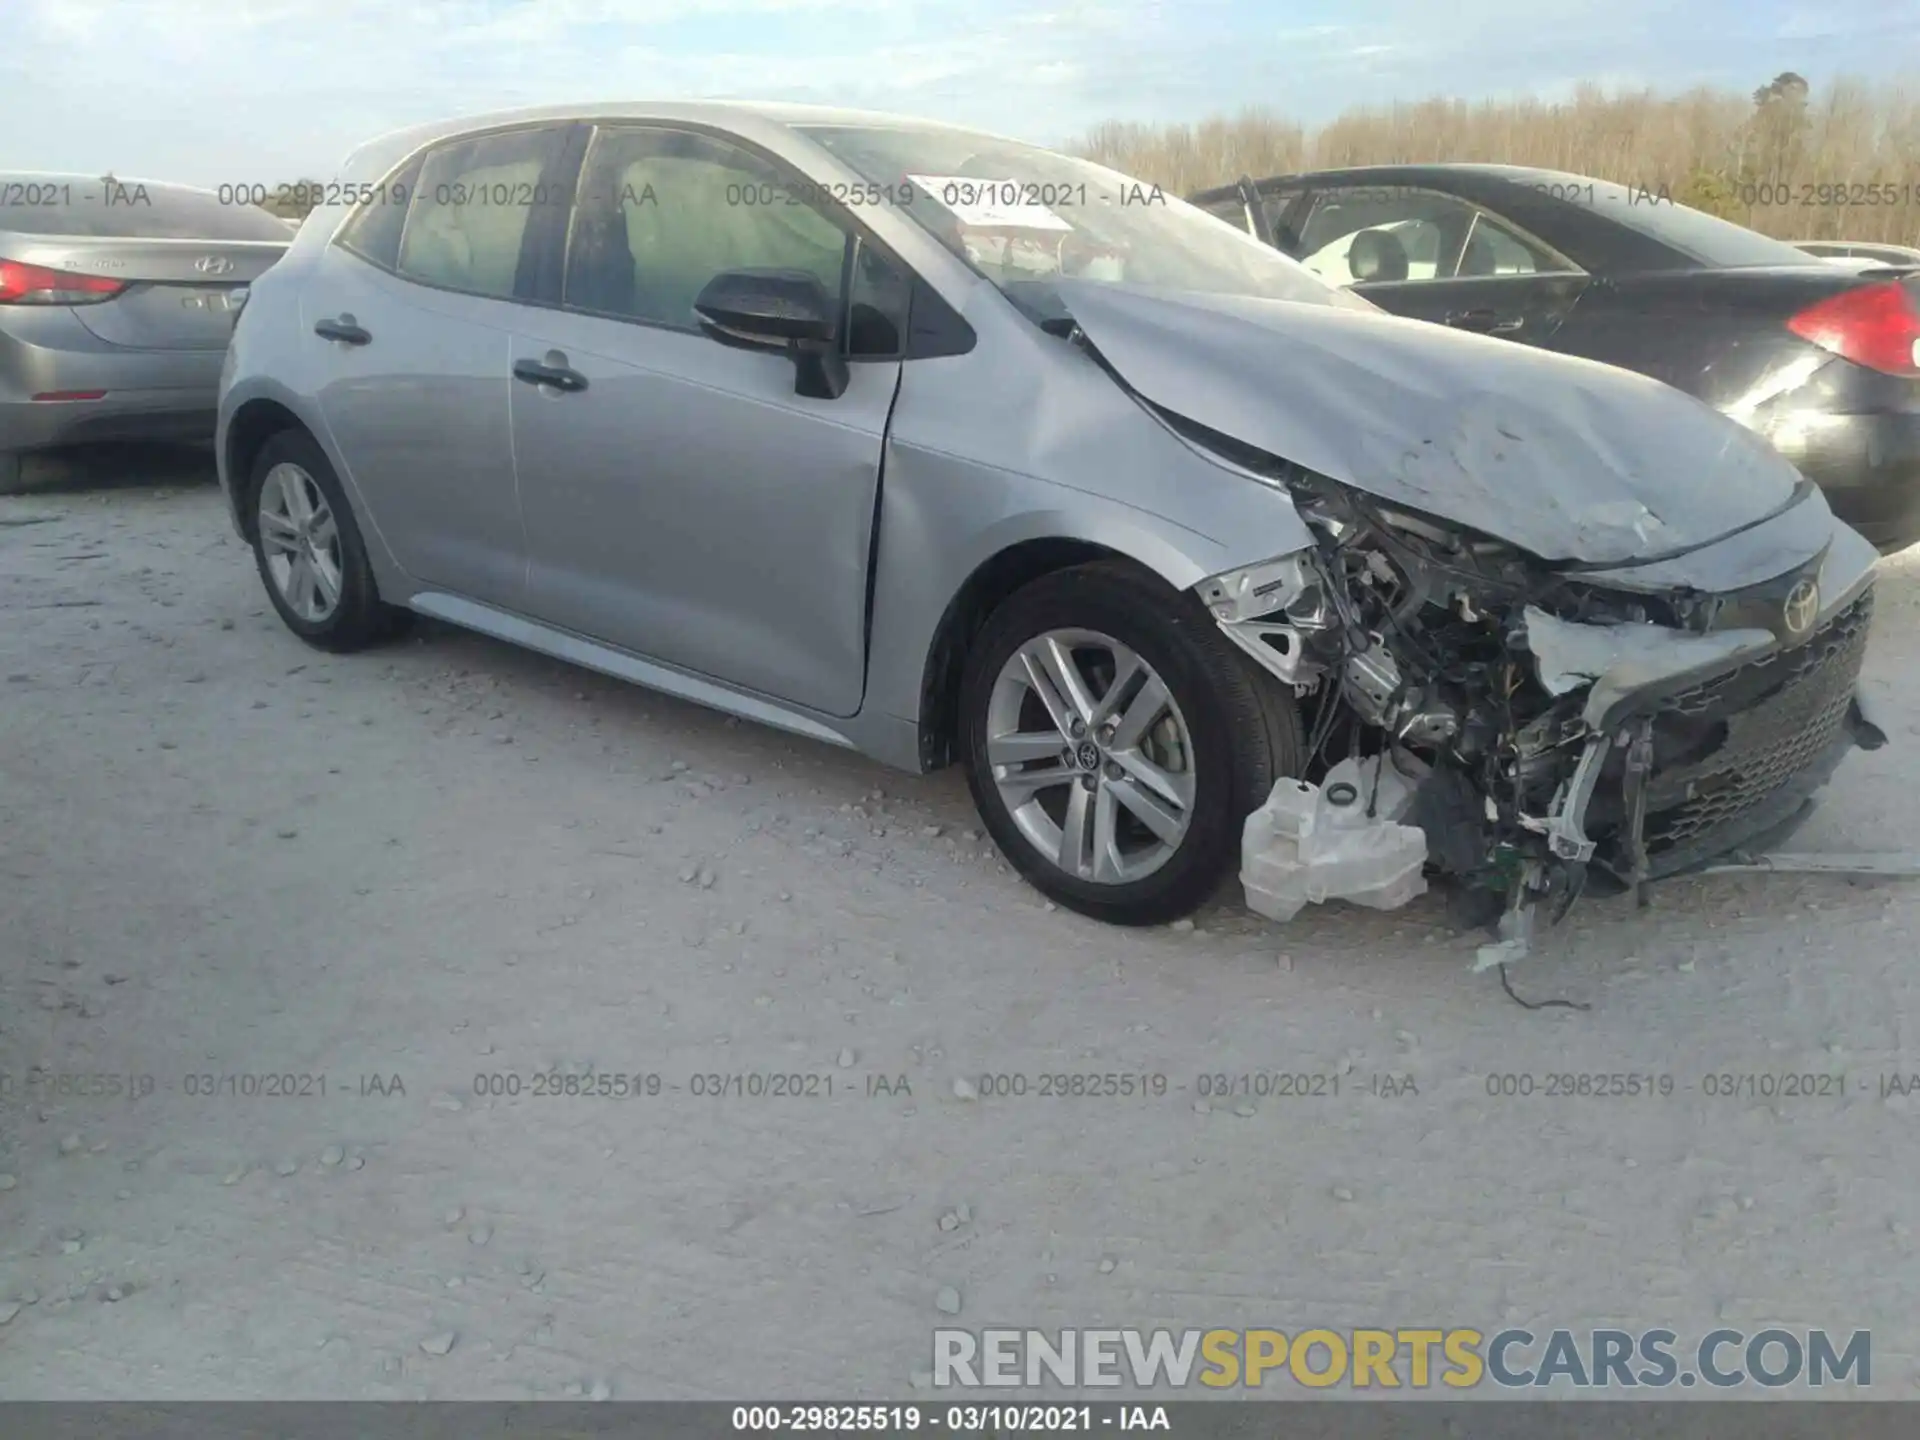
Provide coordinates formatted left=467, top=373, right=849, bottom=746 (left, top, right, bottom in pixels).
left=245, top=429, right=408, bottom=652
left=959, top=559, right=1303, bottom=926
left=0, top=451, right=25, bottom=495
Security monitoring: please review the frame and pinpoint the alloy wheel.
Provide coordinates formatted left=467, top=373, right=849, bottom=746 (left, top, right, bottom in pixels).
left=257, top=461, right=344, bottom=623
left=984, top=628, right=1197, bottom=884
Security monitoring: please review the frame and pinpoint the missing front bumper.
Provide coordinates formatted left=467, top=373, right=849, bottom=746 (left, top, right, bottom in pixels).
left=1612, top=586, right=1875, bottom=881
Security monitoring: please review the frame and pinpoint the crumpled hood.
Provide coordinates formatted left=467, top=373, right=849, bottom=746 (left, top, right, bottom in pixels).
left=1053, top=280, right=1813, bottom=567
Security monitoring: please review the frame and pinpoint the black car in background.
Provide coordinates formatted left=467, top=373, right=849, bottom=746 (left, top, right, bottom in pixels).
left=1190, top=164, right=1920, bottom=553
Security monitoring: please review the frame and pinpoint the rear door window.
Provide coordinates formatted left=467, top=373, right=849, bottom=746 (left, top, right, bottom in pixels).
left=1294, top=188, right=1468, bottom=282
left=335, top=154, right=427, bottom=271
left=394, top=126, right=572, bottom=300
left=1454, top=211, right=1574, bottom=277
left=1524, top=172, right=1824, bottom=268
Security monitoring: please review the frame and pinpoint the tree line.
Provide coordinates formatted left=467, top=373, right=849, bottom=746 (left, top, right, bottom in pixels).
left=256, top=73, right=1917, bottom=245
left=1077, top=73, right=1919, bottom=245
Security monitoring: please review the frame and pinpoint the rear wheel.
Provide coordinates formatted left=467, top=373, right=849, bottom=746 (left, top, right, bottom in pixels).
left=246, top=429, right=407, bottom=651
left=959, top=560, right=1302, bottom=926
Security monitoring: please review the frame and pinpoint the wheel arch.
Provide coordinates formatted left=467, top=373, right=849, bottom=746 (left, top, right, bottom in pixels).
left=221, top=395, right=312, bottom=542
left=219, top=387, right=403, bottom=595
left=914, top=532, right=1207, bottom=771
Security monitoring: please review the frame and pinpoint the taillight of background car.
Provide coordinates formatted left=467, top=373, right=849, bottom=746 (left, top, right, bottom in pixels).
left=1787, top=280, right=1920, bottom=378
left=0, top=259, right=128, bottom=305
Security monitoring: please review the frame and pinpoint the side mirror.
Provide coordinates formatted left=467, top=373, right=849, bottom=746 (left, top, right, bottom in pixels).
left=693, top=268, right=849, bottom=400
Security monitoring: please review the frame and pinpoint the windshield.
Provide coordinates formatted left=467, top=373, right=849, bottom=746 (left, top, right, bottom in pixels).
left=800, top=124, right=1370, bottom=319
left=1515, top=169, right=1823, bottom=269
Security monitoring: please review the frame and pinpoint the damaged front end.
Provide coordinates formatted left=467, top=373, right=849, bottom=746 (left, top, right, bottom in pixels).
left=1197, top=465, right=1884, bottom=962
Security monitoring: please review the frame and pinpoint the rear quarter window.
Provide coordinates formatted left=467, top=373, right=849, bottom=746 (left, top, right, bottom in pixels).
left=0, top=177, right=292, bottom=240
left=1516, top=172, right=1824, bottom=269
left=335, top=155, right=427, bottom=271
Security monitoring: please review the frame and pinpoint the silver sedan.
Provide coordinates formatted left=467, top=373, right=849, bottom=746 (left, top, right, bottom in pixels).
left=2, top=174, right=290, bottom=490
left=217, top=103, right=1882, bottom=932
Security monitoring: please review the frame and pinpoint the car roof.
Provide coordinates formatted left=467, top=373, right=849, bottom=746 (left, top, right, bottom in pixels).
left=1190, top=162, right=1603, bottom=201
left=338, top=100, right=1024, bottom=181
left=0, top=170, right=222, bottom=195
left=366, top=98, right=987, bottom=132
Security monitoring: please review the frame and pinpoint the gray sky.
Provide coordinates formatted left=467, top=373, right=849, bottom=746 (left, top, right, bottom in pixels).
left=2, top=0, right=1915, bottom=185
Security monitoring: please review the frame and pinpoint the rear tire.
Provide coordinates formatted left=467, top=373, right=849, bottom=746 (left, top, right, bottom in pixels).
left=959, top=559, right=1302, bottom=926
left=245, top=429, right=407, bottom=652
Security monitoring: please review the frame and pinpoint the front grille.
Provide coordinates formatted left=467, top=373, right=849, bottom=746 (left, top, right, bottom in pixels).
left=1640, top=587, right=1873, bottom=865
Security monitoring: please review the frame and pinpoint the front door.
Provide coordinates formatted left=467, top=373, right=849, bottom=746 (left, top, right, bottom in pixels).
left=507, top=123, right=910, bottom=718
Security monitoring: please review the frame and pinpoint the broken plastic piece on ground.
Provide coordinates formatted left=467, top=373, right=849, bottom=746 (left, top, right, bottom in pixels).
left=1472, top=936, right=1530, bottom=973
left=1241, top=752, right=1430, bottom=923
left=1847, top=691, right=1888, bottom=751
left=1472, top=859, right=1545, bottom=971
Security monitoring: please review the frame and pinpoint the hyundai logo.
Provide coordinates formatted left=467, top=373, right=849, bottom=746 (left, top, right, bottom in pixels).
left=193, top=255, right=235, bottom=276
left=1782, top=578, right=1820, bottom=638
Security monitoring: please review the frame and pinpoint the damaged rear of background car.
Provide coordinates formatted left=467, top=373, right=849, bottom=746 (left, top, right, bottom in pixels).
left=1047, top=281, right=1888, bottom=960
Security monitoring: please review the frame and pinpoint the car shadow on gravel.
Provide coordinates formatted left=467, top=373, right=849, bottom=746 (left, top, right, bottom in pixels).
left=5, top=442, right=218, bottom=496
left=382, top=561, right=1920, bottom=978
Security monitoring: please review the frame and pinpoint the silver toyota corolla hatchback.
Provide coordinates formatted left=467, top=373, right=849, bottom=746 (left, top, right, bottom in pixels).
left=219, top=102, right=1885, bottom=938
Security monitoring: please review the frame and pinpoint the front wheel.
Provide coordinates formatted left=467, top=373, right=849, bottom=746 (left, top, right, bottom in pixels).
left=958, top=560, right=1302, bottom=926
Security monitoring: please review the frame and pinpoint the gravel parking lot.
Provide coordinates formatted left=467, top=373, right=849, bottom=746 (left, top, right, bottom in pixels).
left=4, top=451, right=1920, bottom=1399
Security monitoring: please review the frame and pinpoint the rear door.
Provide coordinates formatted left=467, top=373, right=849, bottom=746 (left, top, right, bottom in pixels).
left=302, top=122, right=577, bottom=609
left=505, top=122, right=906, bottom=718
left=0, top=180, right=289, bottom=349
left=1288, top=183, right=1590, bottom=346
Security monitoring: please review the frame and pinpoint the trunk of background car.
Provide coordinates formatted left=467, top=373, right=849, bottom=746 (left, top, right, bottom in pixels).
left=1540, top=264, right=1912, bottom=409
left=0, top=236, right=287, bottom=350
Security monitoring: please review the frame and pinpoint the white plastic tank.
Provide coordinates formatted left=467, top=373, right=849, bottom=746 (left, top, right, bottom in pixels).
left=1241, top=752, right=1431, bottom=923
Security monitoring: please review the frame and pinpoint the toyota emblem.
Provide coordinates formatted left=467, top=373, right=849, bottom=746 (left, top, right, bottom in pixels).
left=1781, top=578, right=1820, bottom=637
left=193, top=255, right=235, bottom=276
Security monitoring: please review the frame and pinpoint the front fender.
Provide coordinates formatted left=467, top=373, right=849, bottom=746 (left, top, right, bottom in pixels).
left=862, top=316, right=1319, bottom=745
left=862, top=434, right=1314, bottom=742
